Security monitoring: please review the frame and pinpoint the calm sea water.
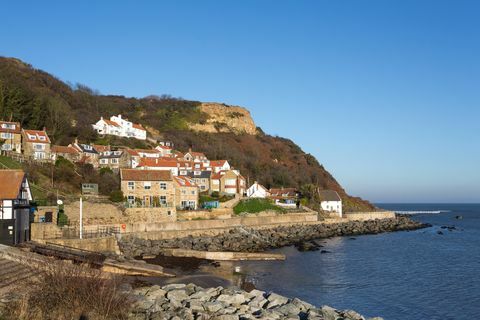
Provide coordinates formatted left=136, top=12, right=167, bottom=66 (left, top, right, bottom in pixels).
left=238, top=204, right=480, bottom=320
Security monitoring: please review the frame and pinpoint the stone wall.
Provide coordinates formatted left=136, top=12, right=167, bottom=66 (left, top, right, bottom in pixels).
left=36, top=236, right=121, bottom=254
left=345, top=211, right=395, bottom=221
left=30, top=222, right=62, bottom=240
left=177, top=209, right=232, bottom=221
left=124, top=207, right=176, bottom=223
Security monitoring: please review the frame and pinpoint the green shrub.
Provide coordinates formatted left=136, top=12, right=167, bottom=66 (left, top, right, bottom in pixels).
left=57, top=210, right=69, bottom=227
left=109, top=190, right=124, bottom=203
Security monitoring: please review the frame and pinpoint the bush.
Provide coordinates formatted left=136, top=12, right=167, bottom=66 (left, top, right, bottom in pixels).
left=233, top=198, right=285, bottom=215
left=3, top=261, right=132, bottom=320
left=109, top=190, right=124, bottom=203
left=57, top=210, right=69, bottom=227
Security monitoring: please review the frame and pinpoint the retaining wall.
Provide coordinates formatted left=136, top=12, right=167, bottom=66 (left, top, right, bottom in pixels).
left=344, top=211, right=395, bottom=221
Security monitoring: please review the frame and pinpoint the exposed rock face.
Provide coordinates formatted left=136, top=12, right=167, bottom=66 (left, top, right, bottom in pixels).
left=119, top=216, right=429, bottom=258
left=129, top=283, right=382, bottom=320
left=189, top=103, right=258, bottom=135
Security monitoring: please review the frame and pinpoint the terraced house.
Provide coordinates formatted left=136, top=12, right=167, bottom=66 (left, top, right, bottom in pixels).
left=210, top=170, right=246, bottom=195
left=174, top=176, right=199, bottom=210
left=120, top=169, right=175, bottom=208
left=21, top=129, right=51, bottom=160
left=0, top=121, right=22, bottom=153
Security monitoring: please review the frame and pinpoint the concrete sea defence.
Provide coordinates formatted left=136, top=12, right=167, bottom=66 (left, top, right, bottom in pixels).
left=129, top=282, right=383, bottom=320
left=120, top=216, right=427, bottom=258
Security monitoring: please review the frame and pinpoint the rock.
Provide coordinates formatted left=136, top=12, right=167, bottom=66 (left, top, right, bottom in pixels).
left=248, top=295, right=268, bottom=309
left=217, top=294, right=247, bottom=306
left=320, top=250, right=331, bottom=254
left=322, top=306, right=341, bottom=320
left=166, top=289, right=189, bottom=304
left=276, top=303, right=301, bottom=316
left=455, top=215, right=463, bottom=220
left=211, top=315, right=239, bottom=320
left=266, top=292, right=289, bottom=309
left=203, top=301, right=224, bottom=313
left=163, top=283, right=187, bottom=291
left=437, top=231, right=444, bottom=235
left=343, top=309, right=365, bottom=320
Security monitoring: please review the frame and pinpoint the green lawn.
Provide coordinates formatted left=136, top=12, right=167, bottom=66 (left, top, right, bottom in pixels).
left=0, top=155, right=22, bottom=169
left=233, top=198, right=286, bottom=215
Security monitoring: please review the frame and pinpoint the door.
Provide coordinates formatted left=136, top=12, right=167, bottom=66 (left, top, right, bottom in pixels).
left=0, top=219, right=15, bottom=245
left=45, top=212, right=53, bottom=223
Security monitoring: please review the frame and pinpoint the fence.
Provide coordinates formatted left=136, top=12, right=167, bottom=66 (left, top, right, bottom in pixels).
left=45, top=225, right=121, bottom=240
left=0, top=150, right=53, bottom=165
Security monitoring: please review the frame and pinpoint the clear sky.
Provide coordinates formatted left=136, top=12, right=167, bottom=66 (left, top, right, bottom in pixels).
left=1, top=1, right=479, bottom=203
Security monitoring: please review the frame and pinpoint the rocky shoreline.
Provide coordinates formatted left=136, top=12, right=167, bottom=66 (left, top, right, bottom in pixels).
left=120, top=216, right=428, bottom=258
left=129, top=283, right=383, bottom=320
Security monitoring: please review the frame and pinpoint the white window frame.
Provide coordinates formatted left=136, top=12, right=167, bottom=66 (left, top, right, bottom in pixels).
left=127, top=181, right=135, bottom=190
left=144, top=181, right=151, bottom=190
left=160, top=182, right=167, bottom=190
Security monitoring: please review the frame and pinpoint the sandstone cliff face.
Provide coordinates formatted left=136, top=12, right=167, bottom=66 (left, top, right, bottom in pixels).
left=189, top=103, right=257, bottom=135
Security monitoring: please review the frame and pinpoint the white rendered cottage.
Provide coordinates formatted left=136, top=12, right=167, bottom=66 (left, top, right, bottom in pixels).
left=246, top=181, right=270, bottom=198
left=319, top=190, right=343, bottom=218
left=92, top=115, right=147, bottom=140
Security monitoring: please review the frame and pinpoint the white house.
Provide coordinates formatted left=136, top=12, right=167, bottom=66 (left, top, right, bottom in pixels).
left=92, top=114, right=147, bottom=140
left=246, top=181, right=269, bottom=198
left=208, top=160, right=230, bottom=173
left=0, top=169, right=33, bottom=245
left=319, top=190, right=343, bottom=218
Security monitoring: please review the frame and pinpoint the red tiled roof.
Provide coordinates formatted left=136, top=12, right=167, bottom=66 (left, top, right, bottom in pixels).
left=132, top=123, right=146, bottom=131
left=211, top=172, right=222, bottom=180
left=22, top=129, right=51, bottom=143
left=120, top=169, right=172, bottom=181
left=174, top=176, right=197, bottom=187
left=0, top=170, right=25, bottom=199
left=269, top=188, right=297, bottom=198
left=157, top=145, right=172, bottom=150
left=139, top=158, right=178, bottom=168
left=93, top=144, right=110, bottom=153
left=52, top=145, right=79, bottom=154
left=104, top=119, right=121, bottom=127
left=209, top=160, right=228, bottom=167
left=0, top=121, right=21, bottom=134
left=125, top=149, right=139, bottom=156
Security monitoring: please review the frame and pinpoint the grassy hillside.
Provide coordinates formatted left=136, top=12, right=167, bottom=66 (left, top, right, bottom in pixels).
left=0, top=57, right=374, bottom=211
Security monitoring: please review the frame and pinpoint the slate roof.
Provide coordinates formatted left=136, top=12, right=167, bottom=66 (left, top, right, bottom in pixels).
left=318, top=190, right=341, bottom=202
left=185, top=170, right=212, bottom=179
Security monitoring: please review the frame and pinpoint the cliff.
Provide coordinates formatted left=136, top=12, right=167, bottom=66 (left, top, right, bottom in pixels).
left=189, top=103, right=258, bottom=135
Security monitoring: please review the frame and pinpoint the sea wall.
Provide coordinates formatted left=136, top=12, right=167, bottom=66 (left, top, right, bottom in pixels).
left=120, top=216, right=428, bottom=258
left=345, top=211, right=395, bottom=221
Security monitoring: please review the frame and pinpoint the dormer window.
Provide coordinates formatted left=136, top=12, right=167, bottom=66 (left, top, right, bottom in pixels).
left=1, top=123, right=15, bottom=130
left=28, top=134, right=36, bottom=140
left=38, top=136, right=46, bottom=141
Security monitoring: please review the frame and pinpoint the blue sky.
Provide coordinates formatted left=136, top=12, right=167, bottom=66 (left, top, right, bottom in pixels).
left=1, top=1, right=479, bottom=203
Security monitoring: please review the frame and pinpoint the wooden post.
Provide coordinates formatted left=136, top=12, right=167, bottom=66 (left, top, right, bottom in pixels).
left=79, top=197, right=83, bottom=239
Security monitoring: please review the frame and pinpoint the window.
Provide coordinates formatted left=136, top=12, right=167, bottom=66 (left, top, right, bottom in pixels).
left=1, top=123, right=15, bottom=129
left=194, top=171, right=201, bottom=176
left=159, top=196, right=167, bottom=204
left=127, top=196, right=135, bottom=204
left=38, top=136, right=46, bottom=141
left=144, top=182, right=151, bottom=190
left=225, top=179, right=236, bottom=185
left=212, top=180, right=219, bottom=185
left=200, top=186, right=206, bottom=190
left=34, top=144, right=45, bottom=150
left=127, top=181, right=134, bottom=190
left=160, top=182, right=167, bottom=190
left=0, top=133, right=13, bottom=139
left=100, top=159, right=108, bottom=164
left=191, top=190, right=196, bottom=195
left=28, top=134, right=36, bottom=140
left=111, top=158, right=119, bottom=164
left=181, top=190, right=186, bottom=194
left=1, top=144, right=11, bottom=150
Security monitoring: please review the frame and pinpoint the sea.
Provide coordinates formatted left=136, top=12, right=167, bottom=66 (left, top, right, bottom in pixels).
left=238, top=204, right=480, bottom=320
